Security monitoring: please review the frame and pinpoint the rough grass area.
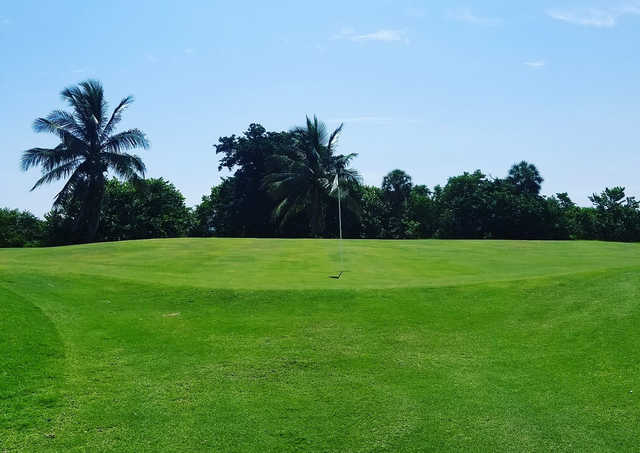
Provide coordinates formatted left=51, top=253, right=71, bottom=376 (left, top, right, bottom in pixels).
left=2, top=239, right=640, bottom=452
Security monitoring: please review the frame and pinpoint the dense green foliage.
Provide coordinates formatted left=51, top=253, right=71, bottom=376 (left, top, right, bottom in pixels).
left=0, top=208, right=44, bottom=247
left=6, top=153, right=640, bottom=246
left=42, top=178, right=191, bottom=245
left=9, top=93, right=640, bottom=246
left=2, top=239, right=640, bottom=451
left=193, top=121, right=640, bottom=242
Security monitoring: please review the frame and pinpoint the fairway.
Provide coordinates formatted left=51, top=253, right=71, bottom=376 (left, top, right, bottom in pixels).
left=2, top=239, right=640, bottom=451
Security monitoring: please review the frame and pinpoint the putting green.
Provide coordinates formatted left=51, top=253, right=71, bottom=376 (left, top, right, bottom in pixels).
left=1, top=239, right=639, bottom=451
left=2, top=238, right=640, bottom=289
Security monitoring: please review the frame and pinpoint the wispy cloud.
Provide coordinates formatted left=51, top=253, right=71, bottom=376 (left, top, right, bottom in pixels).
left=0, top=16, right=9, bottom=25
left=547, top=3, right=640, bottom=27
left=145, top=53, right=158, bottom=63
left=524, top=60, right=546, bottom=68
left=332, top=28, right=409, bottom=44
left=71, top=67, right=89, bottom=74
left=547, top=8, right=617, bottom=27
left=184, top=48, right=195, bottom=55
left=448, top=7, right=502, bottom=26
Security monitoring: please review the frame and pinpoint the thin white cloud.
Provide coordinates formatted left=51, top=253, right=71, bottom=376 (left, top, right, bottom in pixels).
left=332, top=28, right=409, bottom=44
left=184, top=48, right=195, bottom=55
left=547, top=3, right=640, bottom=27
left=71, top=67, right=89, bottom=74
left=353, top=30, right=408, bottom=42
left=524, top=60, right=546, bottom=68
left=145, top=53, right=158, bottom=63
left=547, top=8, right=617, bottom=27
left=0, top=17, right=9, bottom=25
left=448, top=7, right=501, bottom=26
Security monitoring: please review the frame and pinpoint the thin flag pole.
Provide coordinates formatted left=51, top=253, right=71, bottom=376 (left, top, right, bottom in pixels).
left=337, top=174, right=344, bottom=273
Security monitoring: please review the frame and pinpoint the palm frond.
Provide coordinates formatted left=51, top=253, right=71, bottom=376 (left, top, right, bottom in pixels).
left=263, top=170, right=307, bottom=198
left=33, top=117, right=89, bottom=151
left=61, top=80, right=107, bottom=144
left=272, top=193, right=307, bottom=227
left=21, top=144, right=85, bottom=172
left=42, top=110, right=88, bottom=142
left=340, top=167, right=362, bottom=185
left=327, top=123, right=344, bottom=152
left=334, top=152, right=358, bottom=167
left=78, top=79, right=108, bottom=128
left=30, top=159, right=83, bottom=191
left=102, top=129, right=149, bottom=153
left=52, top=163, right=90, bottom=206
left=102, top=152, right=146, bottom=179
left=101, top=95, right=134, bottom=139
left=308, top=115, right=329, bottom=150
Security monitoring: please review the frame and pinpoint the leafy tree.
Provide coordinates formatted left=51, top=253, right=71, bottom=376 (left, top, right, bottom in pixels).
left=555, top=192, right=575, bottom=210
left=487, top=179, right=549, bottom=239
left=382, top=170, right=413, bottom=209
left=358, top=185, right=387, bottom=238
left=381, top=169, right=413, bottom=238
left=573, top=207, right=600, bottom=240
left=43, top=178, right=191, bottom=244
left=99, top=178, right=191, bottom=241
left=21, top=80, right=149, bottom=243
left=215, top=124, right=297, bottom=237
left=589, top=187, right=640, bottom=241
left=436, top=170, right=492, bottom=238
left=264, top=116, right=360, bottom=237
left=191, top=186, right=221, bottom=237
left=405, top=185, right=437, bottom=238
left=0, top=208, right=45, bottom=247
left=541, top=194, right=575, bottom=240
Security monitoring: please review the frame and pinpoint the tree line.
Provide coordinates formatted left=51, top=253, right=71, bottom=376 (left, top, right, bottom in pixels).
left=3, top=80, right=640, bottom=247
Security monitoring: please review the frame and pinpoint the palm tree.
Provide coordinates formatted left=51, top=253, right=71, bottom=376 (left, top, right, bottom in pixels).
left=507, top=161, right=543, bottom=196
left=264, top=116, right=360, bottom=236
left=21, top=80, right=149, bottom=242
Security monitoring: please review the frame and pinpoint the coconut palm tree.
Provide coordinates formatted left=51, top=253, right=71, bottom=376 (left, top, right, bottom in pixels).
left=264, top=116, right=360, bottom=236
left=21, top=80, right=149, bottom=242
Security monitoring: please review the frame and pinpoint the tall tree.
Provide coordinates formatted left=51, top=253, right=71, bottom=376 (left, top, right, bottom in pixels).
left=436, top=170, right=492, bottom=238
left=21, top=80, right=149, bottom=242
left=381, top=169, right=413, bottom=237
left=0, top=208, right=45, bottom=247
left=99, top=178, right=192, bottom=241
left=507, top=161, right=543, bottom=196
left=264, top=116, right=360, bottom=237
left=589, top=187, right=640, bottom=241
left=215, top=124, right=296, bottom=237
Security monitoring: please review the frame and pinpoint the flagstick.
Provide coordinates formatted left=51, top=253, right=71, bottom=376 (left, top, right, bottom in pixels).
left=337, top=175, right=344, bottom=273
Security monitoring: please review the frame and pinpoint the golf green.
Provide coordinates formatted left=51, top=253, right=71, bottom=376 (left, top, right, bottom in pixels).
left=2, top=239, right=639, bottom=451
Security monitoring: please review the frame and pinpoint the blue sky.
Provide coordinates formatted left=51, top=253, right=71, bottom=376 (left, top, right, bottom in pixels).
left=1, top=0, right=639, bottom=216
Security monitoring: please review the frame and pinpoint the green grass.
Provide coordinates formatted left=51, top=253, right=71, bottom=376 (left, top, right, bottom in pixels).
left=1, top=239, right=640, bottom=452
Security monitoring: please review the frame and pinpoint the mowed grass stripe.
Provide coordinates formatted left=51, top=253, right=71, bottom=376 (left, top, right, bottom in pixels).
left=0, top=286, right=66, bottom=449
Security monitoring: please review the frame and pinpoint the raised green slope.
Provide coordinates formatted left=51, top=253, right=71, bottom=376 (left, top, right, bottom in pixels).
left=2, top=238, right=640, bottom=289
left=1, top=239, right=639, bottom=452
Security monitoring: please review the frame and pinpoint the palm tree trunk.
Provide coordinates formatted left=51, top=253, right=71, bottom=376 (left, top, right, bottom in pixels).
left=310, top=187, right=321, bottom=237
left=87, top=174, right=105, bottom=242
left=76, top=172, right=105, bottom=243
